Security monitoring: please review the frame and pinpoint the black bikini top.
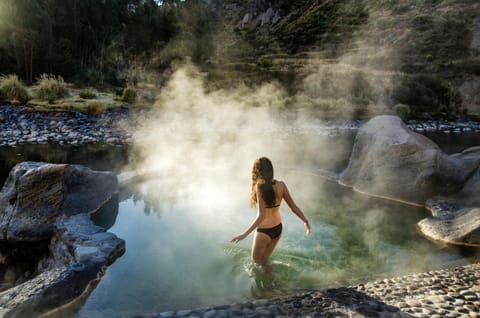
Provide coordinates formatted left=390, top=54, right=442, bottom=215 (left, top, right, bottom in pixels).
left=266, top=203, right=280, bottom=208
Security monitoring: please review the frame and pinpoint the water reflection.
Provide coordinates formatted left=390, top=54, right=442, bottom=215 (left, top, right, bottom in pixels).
left=0, top=144, right=128, bottom=185
left=90, top=195, right=120, bottom=231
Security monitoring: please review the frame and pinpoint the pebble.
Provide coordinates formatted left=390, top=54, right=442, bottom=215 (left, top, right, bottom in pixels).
left=132, top=263, right=480, bottom=318
left=0, top=104, right=131, bottom=146
left=1, top=105, right=478, bottom=148
left=406, top=119, right=480, bottom=134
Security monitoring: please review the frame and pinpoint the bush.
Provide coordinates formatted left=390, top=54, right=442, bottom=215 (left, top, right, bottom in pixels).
left=36, top=74, right=69, bottom=103
left=0, top=74, right=29, bottom=104
left=121, top=86, right=137, bottom=104
left=79, top=89, right=97, bottom=99
left=85, top=101, right=105, bottom=116
left=393, top=104, right=411, bottom=120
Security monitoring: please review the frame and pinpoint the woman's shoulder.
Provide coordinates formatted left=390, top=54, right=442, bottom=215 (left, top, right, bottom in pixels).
left=274, top=179, right=286, bottom=188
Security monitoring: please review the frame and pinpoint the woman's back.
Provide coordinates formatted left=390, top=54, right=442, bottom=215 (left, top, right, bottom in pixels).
left=259, top=181, right=285, bottom=228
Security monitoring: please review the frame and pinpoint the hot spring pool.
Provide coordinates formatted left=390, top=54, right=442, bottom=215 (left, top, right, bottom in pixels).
left=71, top=169, right=478, bottom=318
left=0, top=132, right=478, bottom=318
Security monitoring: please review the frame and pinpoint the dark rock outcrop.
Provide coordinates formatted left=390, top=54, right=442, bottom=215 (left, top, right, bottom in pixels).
left=0, top=162, right=125, bottom=317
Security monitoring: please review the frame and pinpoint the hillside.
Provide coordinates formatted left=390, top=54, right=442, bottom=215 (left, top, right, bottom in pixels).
left=206, top=0, right=480, bottom=119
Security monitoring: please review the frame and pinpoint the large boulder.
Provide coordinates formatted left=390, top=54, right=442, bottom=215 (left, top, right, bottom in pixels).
left=0, top=162, right=124, bottom=317
left=339, top=115, right=479, bottom=205
left=0, top=162, right=118, bottom=242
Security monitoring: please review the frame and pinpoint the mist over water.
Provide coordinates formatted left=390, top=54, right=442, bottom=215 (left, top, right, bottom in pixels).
left=125, top=63, right=355, bottom=236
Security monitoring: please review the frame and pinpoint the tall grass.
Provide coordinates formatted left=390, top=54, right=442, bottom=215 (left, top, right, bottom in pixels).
left=85, top=101, right=105, bottom=115
left=35, top=74, right=69, bottom=103
left=121, top=86, right=137, bottom=104
left=0, top=74, right=29, bottom=104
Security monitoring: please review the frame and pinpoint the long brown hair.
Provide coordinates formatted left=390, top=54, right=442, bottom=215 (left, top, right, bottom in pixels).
left=250, top=157, right=276, bottom=207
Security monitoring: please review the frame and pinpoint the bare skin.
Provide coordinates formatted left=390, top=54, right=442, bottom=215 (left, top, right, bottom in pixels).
left=231, top=180, right=311, bottom=266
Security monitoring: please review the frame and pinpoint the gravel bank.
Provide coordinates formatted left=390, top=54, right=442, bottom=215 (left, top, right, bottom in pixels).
left=0, top=104, right=131, bottom=146
left=1, top=104, right=480, bottom=147
left=133, top=263, right=480, bottom=318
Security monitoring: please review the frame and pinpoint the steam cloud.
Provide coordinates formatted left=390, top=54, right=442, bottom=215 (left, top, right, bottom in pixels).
left=125, top=63, right=347, bottom=235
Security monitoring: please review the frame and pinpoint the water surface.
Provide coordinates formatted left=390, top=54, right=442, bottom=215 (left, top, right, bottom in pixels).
left=0, top=131, right=478, bottom=318
left=73, top=169, right=477, bottom=318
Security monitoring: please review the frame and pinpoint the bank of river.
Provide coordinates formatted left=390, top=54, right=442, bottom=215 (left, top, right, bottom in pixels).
left=1, top=104, right=480, bottom=147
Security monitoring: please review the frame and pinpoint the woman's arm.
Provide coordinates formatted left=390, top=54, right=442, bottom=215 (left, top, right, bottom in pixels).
left=231, top=185, right=266, bottom=243
left=282, top=182, right=311, bottom=236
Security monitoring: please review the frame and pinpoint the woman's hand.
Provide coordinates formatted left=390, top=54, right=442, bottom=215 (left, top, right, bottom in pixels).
left=231, top=233, right=247, bottom=243
left=304, top=221, right=311, bottom=237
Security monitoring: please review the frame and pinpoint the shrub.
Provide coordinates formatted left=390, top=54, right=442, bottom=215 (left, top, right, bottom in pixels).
left=393, top=104, right=411, bottom=120
left=121, top=86, right=137, bottom=104
left=0, top=74, right=29, bottom=104
left=85, top=101, right=105, bottom=116
left=36, top=74, right=69, bottom=103
left=79, top=89, right=96, bottom=99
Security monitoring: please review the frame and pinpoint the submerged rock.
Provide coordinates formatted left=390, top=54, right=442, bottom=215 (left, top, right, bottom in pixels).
left=339, top=115, right=479, bottom=205
left=0, top=162, right=125, bottom=317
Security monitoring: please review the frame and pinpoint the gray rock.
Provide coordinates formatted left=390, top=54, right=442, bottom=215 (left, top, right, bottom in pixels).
left=0, top=162, right=125, bottom=317
left=418, top=147, right=480, bottom=246
left=0, top=263, right=103, bottom=318
left=339, top=115, right=479, bottom=205
left=418, top=208, right=480, bottom=245
left=241, top=13, right=251, bottom=28
left=74, top=246, right=101, bottom=263
left=261, top=8, right=274, bottom=26
left=0, top=162, right=118, bottom=242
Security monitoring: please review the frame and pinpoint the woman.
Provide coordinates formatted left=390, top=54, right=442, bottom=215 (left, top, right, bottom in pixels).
left=231, top=157, right=311, bottom=266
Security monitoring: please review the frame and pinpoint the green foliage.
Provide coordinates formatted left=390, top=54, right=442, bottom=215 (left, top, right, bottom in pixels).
left=393, top=104, right=411, bottom=120
left=269, top=1, right=369, bottom=52
left=121, top=87, right=137, bottom=104
left=79, top=89, right=96, bottom=99
left=85, top=101, right=105, bottom=116
left=0, top=74, right=29, bottom=104
left=35, top=74, right=69, bottom=103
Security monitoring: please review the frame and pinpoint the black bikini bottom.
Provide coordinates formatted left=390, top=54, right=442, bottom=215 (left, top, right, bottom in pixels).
left=257, top=223, right=282, bottom=239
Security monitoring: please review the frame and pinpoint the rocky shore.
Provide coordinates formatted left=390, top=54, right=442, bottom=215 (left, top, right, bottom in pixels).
left=0, top=104, right=131, bottom=147
left=133, top=262, right=480, bottom=318
left=1, top=104, right=480, bottom=147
